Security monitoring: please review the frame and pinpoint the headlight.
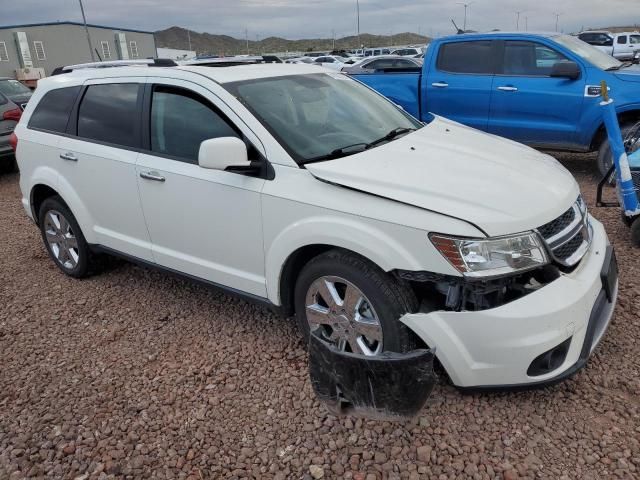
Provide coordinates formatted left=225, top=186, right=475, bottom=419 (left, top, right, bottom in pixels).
left=430, top=232, right=549, bottom=278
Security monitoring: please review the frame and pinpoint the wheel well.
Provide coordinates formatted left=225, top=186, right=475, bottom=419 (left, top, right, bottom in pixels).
left=31, top=184, right=59, bottom=223
left=278, top=244, right=335, bottom=317
left=591, top=110, right=640, bottom=151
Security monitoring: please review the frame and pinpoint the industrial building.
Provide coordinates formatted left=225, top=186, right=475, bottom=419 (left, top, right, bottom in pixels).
left=0, top=21, right=157, bottom=82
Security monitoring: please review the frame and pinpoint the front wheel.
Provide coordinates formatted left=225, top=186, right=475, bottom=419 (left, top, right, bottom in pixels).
left=294, top=249, right=421, bottom=355
left=597, top=122, right=635, bottom=179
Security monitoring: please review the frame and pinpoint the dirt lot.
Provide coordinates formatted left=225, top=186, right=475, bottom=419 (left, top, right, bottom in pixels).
left=0, top=154, right=639, bottom=480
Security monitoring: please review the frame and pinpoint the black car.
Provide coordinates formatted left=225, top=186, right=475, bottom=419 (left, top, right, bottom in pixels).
left=0, top=78, right=32, bottom=110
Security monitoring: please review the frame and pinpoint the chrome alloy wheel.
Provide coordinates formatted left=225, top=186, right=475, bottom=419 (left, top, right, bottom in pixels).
left=305, top=276, right=383, bottom=356
left=43, top=210, right=80, bottom=270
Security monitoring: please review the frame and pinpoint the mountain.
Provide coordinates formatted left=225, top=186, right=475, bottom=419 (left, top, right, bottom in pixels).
left=154, top=26, right=431, bottom=56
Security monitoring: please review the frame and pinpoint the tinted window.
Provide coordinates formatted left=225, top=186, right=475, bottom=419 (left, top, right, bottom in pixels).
left=78, top=83, right=140, bottom=147
left=150, top=86, right=239, bottom=163
left=28, top=86, right=80, bottom=133
left=368, top=59, right=395, bottom=69
left=437, top=41, right=494, bottom=74
left=502, top=41, right=569, bottom=76
left=617, top=35, right=627, bottom=44
left=395, top=59, right=417, bottom=68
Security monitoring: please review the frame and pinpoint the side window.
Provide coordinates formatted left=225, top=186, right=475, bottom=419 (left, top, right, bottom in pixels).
left=617, top=36, right=627, bottom=44
left=394, top=59, right=417, bottom=68
left=437, top=41, right=494, bottom=74
left=631, top=35, right=640, bottom=45
left=502, top=41, right=569, bottom=76
left=150, top=85, right=239, bottom=164
left=77, top=83, right=140, bottom=148
left=28, top=86, right=81, bottom=133
left=369, top=59, right=395, bottom=69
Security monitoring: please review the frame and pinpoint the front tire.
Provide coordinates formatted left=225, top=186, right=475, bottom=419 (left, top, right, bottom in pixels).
left=597, top=122, right=635, bottom=179
left=38, top=196, right=93, bottom=278
left=294, top=249, right=420, bottom=355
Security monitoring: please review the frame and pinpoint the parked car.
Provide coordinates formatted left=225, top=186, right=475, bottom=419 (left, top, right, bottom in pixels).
left=348, top=32, right=640, bottom=176
left=578, top=31, right=640, bottom=61
left=342, top=55, right=422, bottom=74
left=390, top=47, right=422, bottom=57
left=284, top=57, right=316, bottom=64
left=0, top=92, right=21, bottom=171
left=312, top=55, right=353, bottom=70
left=363, top=48, right=392, bottom=57
left=12, top=59, right=617, bottom=388
left=0, top=78, right=33, bottom=110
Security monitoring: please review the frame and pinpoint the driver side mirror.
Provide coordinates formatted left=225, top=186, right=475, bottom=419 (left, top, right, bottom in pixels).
left=550, top=61, right=581, bottom=80
left=198, top=137, right=250, bottom=171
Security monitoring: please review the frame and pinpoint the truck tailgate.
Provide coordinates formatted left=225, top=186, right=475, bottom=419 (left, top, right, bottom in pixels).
left=351, top=72, right=421, bottom=118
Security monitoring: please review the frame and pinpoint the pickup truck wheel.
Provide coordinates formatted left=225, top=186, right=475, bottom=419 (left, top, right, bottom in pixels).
left=597, top=122, right=635, bottom=180
left=294, top=249, right=421, bottom=354
left=38, top=196, right=93, bottom=278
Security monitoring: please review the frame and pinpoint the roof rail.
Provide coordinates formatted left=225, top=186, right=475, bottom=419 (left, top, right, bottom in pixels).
left=51, top=58, right=177, bottom=76
left=181, top=55, right=283, bottom=67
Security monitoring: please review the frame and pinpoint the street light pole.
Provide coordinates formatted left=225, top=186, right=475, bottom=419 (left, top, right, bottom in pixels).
left=553, top=12, right=562, bottom=32
left=356, top=0, right=361, bottom=49
left=78, top=0, right=95, bottom=61
left=456, top=2, right=474, bottom=32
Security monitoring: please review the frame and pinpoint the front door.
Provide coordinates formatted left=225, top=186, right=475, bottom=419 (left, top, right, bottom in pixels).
left=488, top=40, right=586, bottom=148
left=135, top=80, right=267, bottom=297
left=423, top=40, right=497, bottom=131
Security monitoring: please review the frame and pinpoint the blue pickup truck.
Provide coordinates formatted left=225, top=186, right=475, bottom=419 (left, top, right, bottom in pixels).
left=349, top=32, right=640, bottom=176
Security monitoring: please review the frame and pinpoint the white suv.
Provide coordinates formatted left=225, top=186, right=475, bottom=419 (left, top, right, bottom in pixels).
left=13, top=60, right=618, bottom=388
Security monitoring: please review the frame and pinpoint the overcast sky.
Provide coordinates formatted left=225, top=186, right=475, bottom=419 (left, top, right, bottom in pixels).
left=5, top=0, right=639, bottom=39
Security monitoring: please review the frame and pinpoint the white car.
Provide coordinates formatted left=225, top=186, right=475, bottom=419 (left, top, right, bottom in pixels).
left=312, top=55, right=353, bottom=70
left=578, top=31, right=640, bottom=61
left=12, top=59, right=617, bottom=388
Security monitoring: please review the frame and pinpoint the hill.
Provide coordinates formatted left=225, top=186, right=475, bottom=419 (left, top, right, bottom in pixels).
left=154, top=26, right=431, bottom=56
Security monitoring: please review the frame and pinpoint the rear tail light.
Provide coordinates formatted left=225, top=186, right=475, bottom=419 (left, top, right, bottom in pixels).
left=9, top=132, right=17, bottom=152
left=2, top=107, right=22, bottom=122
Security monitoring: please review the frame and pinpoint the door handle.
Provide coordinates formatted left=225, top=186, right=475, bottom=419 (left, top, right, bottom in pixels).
left=432, top=82, right=449, bottom=88
left=497, top=86, right=518, bottom=92
left=59, top=152, right=78, bottom=162
left=139, top=171, right=166, bottom=182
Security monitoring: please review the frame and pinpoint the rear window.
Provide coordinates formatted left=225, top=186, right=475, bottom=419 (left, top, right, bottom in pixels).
left=77, top=83, right=140, bottom=148
left=437, top=41, right=495, bottom=74
left=28, top=86, right=80, bottom=133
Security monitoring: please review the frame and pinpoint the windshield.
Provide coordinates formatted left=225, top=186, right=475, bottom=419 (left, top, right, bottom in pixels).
left=554, top=34, right=622, bottom=70
left=0, top=79, right=31, bottom=97
left=224, top=73, right=423, bottom=164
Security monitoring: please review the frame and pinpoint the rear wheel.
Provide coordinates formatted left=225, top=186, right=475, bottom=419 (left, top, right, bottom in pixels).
left=38, top=196, right=93, bottom=278
left=294, top=249, right=420, bottom=355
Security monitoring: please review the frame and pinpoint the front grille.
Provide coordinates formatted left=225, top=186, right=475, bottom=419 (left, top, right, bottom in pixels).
left=536, top=196, right=591, bottom=268
left=537, top=206, right=575, bottom=239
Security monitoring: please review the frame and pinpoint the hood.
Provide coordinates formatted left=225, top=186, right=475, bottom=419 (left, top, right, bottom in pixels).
left=614, top=64, right=640, bottom=83
left=305, top=117, right=579, bottom=237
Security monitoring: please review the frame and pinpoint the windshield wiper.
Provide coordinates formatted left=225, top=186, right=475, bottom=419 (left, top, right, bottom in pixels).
left=301, top=127, right=416, bottom=165
left=606, top=62, right=632, bottom=71
left=365, top=127, right=416, bottom=149
left=302, top=143, right=369, bottom=164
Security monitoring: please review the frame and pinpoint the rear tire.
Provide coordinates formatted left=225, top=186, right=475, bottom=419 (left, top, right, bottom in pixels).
left=294, top=249, right=421, bottom=354
left=38, top=196, right=94, bottom=278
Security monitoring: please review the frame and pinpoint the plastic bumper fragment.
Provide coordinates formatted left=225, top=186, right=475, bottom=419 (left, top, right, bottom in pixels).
left=308, top=332, right=436, bottom=419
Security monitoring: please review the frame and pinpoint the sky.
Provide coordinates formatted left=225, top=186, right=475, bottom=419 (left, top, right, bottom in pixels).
left=4, top=0, right=639, bottom=40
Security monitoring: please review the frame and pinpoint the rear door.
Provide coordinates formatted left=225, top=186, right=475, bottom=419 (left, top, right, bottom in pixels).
left=59, top=79, right=153, bottom=261
left=488, top=40, right=586, bottom=148
left=424, top=40, right=497, bottom=131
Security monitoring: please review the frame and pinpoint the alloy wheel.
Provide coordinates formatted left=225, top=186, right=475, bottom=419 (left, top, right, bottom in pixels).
left=43, top=210, right=80, bottom=270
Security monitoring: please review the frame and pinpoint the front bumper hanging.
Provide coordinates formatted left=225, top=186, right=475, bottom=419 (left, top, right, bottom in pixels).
left=308, top=331, right=437, bottom=419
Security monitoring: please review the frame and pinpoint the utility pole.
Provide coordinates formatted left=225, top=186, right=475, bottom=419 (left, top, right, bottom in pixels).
left=332, top=29, right=335, bottom=50
left=515, top=11, right=525, bottom=31
left=525, top=16, right=528, bottom=32
left=78, top=0, right=95, bottom=61
left=553, top=12, right=562, bottom=32
left=456, top=2, right=474, bottom=32
left=356, top=0, right=361, bottom=49
left=187, top=29, right=192, bottom=51
left=245, top=28, right=249, bottom=55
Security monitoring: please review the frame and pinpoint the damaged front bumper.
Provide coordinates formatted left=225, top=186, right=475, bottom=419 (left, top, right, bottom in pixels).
left=309, top=332, right=436, bottom=419
left=400, top=218, right=618, bottom=388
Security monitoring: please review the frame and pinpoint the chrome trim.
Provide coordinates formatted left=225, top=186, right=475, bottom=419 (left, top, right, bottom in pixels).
left=542, top=203, right=582, bottom=246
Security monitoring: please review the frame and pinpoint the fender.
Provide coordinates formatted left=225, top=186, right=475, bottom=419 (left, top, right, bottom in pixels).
left=24, top=165, right=58, bottom=221
left=265, top=214, right=459, bottom=305
left=582, top=102, right=640, bottom=148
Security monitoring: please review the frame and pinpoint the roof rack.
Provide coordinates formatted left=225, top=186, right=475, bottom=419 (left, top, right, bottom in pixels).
left=51, top=58, right=177, bottom=75
left=181, top=55, right=283, bottom=67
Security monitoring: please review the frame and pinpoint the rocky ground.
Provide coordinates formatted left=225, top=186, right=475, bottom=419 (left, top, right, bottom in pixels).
left=0, top=153, right=639, bottom=480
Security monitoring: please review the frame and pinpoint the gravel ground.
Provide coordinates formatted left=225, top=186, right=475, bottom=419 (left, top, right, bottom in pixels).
left=0, top=153, right=639, bottom=480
